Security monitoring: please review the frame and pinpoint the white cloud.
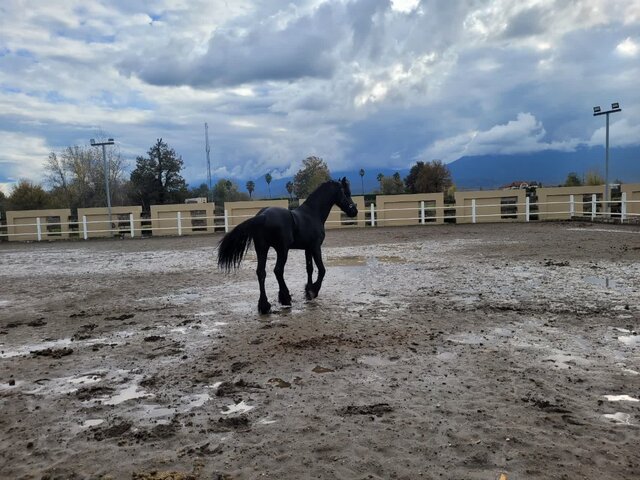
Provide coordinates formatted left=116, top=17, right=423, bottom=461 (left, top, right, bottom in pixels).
left=421, top=113, right=581, bottom=162
left=616, top=37, right=639, bottom=57
left=0, top=131, right=52, bottom=190
left=589, top=118, right=640, bottom=147
left=0, top=0, right=639, bottom=191
left=391, top=0, right=420, bottom=14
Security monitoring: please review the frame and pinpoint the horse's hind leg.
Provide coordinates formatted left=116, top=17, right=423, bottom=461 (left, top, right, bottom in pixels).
left=306, top=247, right=325, bottom=300
left=255, top=245, right=271, bottom=314
left=274, top=247, right=291, bottom=306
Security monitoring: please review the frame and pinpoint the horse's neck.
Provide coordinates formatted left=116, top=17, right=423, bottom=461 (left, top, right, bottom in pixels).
left=303, top=187, right=336, bottom=223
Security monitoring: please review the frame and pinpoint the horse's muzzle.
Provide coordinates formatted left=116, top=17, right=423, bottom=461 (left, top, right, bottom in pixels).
left=347, top=204, right=358, bottom=217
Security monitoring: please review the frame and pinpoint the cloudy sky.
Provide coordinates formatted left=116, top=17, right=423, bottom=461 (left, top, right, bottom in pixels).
left=1, top=0, right=639, bottom=194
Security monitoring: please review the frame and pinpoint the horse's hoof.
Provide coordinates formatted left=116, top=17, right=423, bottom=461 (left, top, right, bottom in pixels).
left=305, top=286, right=317, bottom=301
left=258, top=300, right=272, bottom=315
left=279, top=291, right=292, bottom=306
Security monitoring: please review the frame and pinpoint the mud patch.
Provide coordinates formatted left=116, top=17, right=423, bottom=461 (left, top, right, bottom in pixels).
left=31, top=347, right=73, bottom=358
left=338, top=404, right=393, bottom=416
left=93, top=420, right=133, bottom=441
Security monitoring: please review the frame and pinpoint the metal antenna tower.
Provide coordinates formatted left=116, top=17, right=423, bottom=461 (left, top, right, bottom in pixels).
left=205, top=122, right=212, bottom=202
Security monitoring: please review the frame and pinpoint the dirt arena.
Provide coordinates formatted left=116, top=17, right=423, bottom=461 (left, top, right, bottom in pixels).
left=1, top=222, right=639, bottom=479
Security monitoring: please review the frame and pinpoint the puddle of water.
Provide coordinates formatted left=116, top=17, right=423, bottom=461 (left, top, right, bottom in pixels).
left=69, top=374, right=104, bottom=385
left=0, top=338, right=73, bottom=359
left=603, top=395, right=639, bottom=402
left=618, top=335, right=640, bottom=347
left=138, top=292, right=201, bottom=306
left=436, top=351, right=457, bottom=361
left=622, top=369, right=640, bottom=375
left=326, top=256, right=367, bottom=267
left=584, top=276, right=619, bottom=289
left=447, top=333, right=485, bottom=345
left=81, top=419, right=105, bottom=428
left=542, top=354, right=590, bottom=369
left=603, top=412, right=634, bottom=425
left=257, top=418, right=277, bottom=425
left=326, top=255, right=407, bottom=268
left=493, top=328, right=514, bottom=337
left=358, top=355, right=398, bottom=367
left=103, top=384, right=153, bottom=405
left=221, top=400, right=255, bottom=415
left=0, top=300, right=10, bottom=307
left=376, top=256, right=406, bottom=264
left=614, top=327, right=631, bottom=333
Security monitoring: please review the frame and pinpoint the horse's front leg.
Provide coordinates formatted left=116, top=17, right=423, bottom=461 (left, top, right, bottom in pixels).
left=274, top=247, right=291, bottom=306
left=305, top=249, right=314, bottom=300
left=306, top=247, right=326, bottom=300
left=255, top=246, right=271, bottom=314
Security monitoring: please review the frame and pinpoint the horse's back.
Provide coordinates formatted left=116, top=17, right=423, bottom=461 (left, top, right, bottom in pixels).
left=254, top=207, right=295, bottom=247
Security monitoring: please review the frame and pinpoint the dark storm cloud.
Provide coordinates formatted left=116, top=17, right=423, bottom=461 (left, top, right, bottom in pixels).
left=502, top=5, right=549, bottom=38
left=119, top=2, right=358, bottom=87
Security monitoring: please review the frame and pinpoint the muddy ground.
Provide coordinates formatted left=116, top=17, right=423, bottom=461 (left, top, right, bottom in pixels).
left=1, top=222, right=639, bottom=479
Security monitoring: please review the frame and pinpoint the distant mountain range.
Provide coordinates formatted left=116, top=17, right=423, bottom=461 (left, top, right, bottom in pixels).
left=447, top=146, right=640, bottom=190
left=198, top=145, right=640, bottom=198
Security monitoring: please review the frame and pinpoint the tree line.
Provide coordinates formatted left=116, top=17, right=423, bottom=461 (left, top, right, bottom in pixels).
left=0, top=136, right=608, bottom=216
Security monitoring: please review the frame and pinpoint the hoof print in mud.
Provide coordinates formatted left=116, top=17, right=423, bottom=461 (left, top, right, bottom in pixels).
left=338, top=403, right=393, bottom=417
left=216, top=379, right=263, bottom=397
left=267, top=377, right=291, bottom=388
left=213, top=415, right=251, bottom=432
left=92, top=421, right=133, bottom=441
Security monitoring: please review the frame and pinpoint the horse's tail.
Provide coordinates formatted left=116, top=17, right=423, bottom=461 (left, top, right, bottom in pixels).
left=217, top=216, right=263, bottom=272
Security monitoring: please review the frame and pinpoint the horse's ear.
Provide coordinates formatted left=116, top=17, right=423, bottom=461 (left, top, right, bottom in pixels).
left=341, top=177, right=347, bottom=186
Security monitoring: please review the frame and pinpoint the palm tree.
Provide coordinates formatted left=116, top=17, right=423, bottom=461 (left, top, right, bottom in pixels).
left=377, top=173, right=384, bottom=183
left=359, top=168, right=365, bottom=195
left=246, top=180, right=255, bottom=199
left=265, top=173, right=272, bottom=198
left=285, top=181, right=294, bottom=200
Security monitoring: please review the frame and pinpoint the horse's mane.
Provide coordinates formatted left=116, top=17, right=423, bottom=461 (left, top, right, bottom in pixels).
left=305, top=180, right=341, bottom=204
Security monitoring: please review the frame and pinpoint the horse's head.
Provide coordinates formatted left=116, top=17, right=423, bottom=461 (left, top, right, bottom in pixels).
left=336, top=177, right=358, bottom=218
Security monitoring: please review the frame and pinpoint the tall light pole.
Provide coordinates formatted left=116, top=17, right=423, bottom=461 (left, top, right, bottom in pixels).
left=593, top=103, right=621, bottom=216
left=90, top=137, right=115, bottom=232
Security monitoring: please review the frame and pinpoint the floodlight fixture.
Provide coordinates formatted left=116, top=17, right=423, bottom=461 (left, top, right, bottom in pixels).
left=592, top=102, right=622, bottom=216
left=90, top=137, right=116, bottom=234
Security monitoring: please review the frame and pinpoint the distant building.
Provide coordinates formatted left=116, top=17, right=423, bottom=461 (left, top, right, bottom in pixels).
left=185, top=197, right=207, bottom=204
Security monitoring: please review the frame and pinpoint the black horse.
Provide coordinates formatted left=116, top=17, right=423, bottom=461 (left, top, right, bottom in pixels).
left=217, top=178, right=358, bottom=314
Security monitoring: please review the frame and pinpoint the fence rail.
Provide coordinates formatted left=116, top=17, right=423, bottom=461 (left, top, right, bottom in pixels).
left=1, top=196, right=639, bottom=242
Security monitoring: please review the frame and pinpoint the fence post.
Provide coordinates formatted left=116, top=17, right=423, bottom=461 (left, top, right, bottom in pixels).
left=177, top=211, right=183, bottom=236
left=525, top=197, right=530, bottom=222
left=591, top=194, right=597, bottom=221
left=370, top=203, right=376, bottom=227
left=224, top=209, right=229, bottom=233
left=569, top=195, right=575, bottom=219
left=129, top=213, right=135, bottom=238
left=36, top=217, right=42, bottom=241
left=621, top=192, right=627, bottom=223
left=420, top=201, right=425, bottom=225
left=471, top=199, right=477, bottom=224
left=82, top=215, right=88, bottom=240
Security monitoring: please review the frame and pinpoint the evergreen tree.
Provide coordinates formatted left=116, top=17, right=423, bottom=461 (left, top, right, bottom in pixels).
left=130, top=139, right=187, bottom=210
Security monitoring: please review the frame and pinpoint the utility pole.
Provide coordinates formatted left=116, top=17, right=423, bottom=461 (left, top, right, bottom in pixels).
left=205, top=123, right=212, bottom=202
left=90, top=138, right=115, bottom=233
left=593, top=103, right=621, bottom=217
